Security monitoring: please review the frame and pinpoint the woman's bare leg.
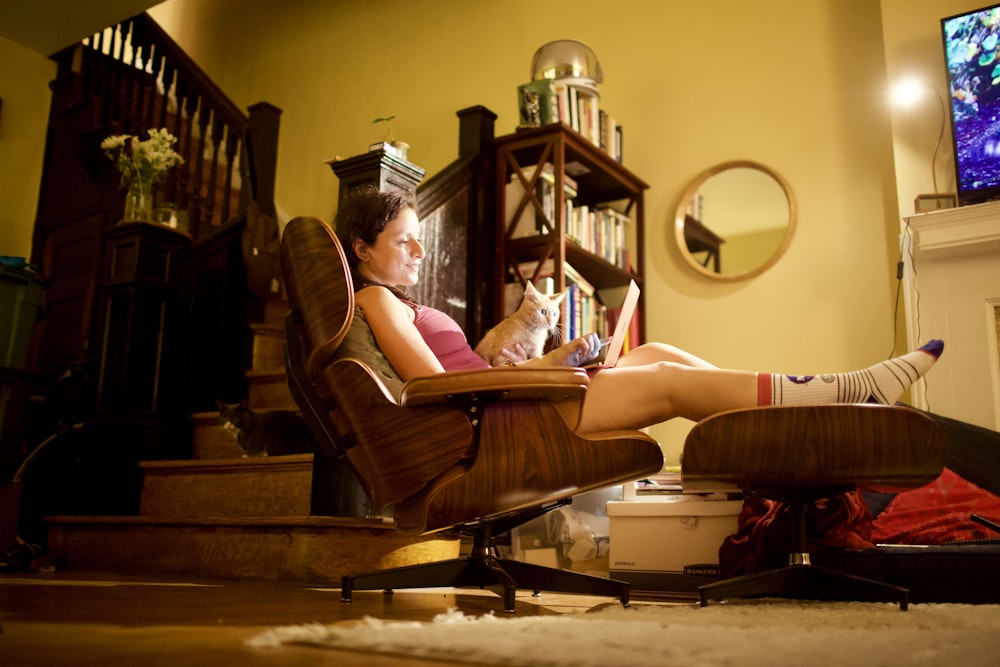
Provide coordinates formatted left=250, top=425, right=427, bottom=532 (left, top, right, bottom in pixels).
left=577, top=340, right=945, bottom=433
left=616, top=342, right=718, bottom=369
left=579, top=362, right=756, bottom=433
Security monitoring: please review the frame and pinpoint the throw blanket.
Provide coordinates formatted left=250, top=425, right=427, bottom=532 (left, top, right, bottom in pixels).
left=872, top=467, right=1000, bottom=544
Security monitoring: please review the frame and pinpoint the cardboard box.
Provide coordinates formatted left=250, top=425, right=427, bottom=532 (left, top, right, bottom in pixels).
left=607, top=498, right=742, bottom=597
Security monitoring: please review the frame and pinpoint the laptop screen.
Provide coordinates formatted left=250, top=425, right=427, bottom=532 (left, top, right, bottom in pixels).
left=597, top=279, right=640, bottom=368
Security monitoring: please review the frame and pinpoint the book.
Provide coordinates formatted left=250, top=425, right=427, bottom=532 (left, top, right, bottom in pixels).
left=582, top=92, right=600, bottom=146
left=517, top=80, right=559, bottom=127
left=567, top=85, right=579, bottom=132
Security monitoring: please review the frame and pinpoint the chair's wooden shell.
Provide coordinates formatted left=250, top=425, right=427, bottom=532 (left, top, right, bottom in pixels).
left=682, top=403, right=948, bottom=494
left=280, top=215, right=356, bottom=380
left=280, top=216, right=664, bottom=535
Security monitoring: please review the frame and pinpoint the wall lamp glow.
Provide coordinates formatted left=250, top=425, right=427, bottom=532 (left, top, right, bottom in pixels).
left=891, top=76, right=958, bottom=211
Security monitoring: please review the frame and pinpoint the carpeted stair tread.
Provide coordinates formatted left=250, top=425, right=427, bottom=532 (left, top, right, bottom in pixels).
left=44, top=514, right=460, bottom=586
left=139, top=454, right=314, bottom=518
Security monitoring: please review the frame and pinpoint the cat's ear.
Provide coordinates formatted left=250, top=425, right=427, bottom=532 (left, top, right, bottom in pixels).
left=552, top=290, right=568, bottom=305
left=523, top=281, right=544, bottom=305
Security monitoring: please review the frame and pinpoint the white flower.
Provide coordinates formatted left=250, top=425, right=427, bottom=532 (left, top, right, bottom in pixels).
left=102, top=128, right=184, bottom=189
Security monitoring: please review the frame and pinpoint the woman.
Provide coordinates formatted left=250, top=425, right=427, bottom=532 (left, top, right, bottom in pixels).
left=335, top=188, right=943, bottom=435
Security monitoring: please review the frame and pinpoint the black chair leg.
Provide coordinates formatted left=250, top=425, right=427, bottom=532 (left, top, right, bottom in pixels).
left=699, top=496, right=909, bottom=610
left=342, top=557, right=500, bottom=600
left=698, top=563, right=909, bottom=610
left=496, top=558, right=630, bottom=607
left=341, top=539, right=630, bottom=612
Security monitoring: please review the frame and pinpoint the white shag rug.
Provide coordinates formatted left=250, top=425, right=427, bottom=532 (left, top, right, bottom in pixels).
left=247, top=600, right=1000, bottom=666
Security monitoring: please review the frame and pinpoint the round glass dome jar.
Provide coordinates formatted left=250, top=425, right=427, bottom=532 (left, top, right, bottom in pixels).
left=530, top=40, right=602, bottom=95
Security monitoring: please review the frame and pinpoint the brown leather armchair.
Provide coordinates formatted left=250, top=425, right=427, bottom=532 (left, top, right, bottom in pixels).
left=280, top=215, right=664, bottom=612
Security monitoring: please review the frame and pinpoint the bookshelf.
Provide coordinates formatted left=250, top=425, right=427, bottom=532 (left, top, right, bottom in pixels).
left=493, top=122, right=647, bottom=347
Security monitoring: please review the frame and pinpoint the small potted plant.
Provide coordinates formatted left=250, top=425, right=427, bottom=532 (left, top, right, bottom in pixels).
left=372, top=115, right=409, bottom=160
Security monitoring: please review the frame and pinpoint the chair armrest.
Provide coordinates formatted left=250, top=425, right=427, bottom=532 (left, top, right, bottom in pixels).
left=401, top=366, right=589, bottom=405
left=400, top=367, right=590, bottom=431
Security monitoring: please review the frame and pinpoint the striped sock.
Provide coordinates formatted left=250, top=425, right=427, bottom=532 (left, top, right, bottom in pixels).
left=758, top=339, right=944, bottom=406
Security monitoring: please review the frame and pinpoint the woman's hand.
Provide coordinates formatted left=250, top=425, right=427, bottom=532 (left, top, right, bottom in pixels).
left=494, top=343, right=529, bottom=367
left=542, top=333, right=602, bottom=368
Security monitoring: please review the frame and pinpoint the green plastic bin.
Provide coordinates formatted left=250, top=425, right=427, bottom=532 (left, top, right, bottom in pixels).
left=0, top=264, right=45, bottom=371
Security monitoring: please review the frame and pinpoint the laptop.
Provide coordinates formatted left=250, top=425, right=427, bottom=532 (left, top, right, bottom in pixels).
left=587, top=279, right=640, bottom=368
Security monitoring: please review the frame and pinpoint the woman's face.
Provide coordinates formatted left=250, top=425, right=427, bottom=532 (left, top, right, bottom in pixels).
left=353, top=207, right=424, bottom=286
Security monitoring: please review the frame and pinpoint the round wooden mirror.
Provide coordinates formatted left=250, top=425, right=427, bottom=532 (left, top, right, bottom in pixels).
left=674, top=160, right=797, bottom=281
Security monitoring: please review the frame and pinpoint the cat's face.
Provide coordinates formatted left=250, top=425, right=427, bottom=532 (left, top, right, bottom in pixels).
left=521, top=282, right=565, bottom=331
left=217, top=400, right=250, bottom=438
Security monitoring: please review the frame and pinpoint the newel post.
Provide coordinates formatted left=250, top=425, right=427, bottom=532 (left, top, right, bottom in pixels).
left=246, top=102, right=283, bottom=218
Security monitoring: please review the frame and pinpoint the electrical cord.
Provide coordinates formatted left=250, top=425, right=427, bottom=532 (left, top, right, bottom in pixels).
left=893, top=218, right=929, bottom=410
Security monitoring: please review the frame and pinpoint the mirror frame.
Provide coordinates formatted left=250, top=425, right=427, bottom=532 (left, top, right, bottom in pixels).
left=674, top=159, right=797, bottom=282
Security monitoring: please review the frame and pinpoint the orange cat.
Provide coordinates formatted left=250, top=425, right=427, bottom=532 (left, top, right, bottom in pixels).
left=474, top=282, right=565, bottom=366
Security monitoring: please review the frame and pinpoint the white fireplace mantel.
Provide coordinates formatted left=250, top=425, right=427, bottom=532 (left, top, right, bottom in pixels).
left=901, top=200, right=1000, bottom=431
left=906, top=202, right=1000, bottom=257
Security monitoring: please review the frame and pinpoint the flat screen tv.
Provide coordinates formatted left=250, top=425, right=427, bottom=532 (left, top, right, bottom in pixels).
left=942, top=3, right=1000, bottom=205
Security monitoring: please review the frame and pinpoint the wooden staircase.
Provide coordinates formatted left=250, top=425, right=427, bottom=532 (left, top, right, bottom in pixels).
left=27, top=13, right=496, bottom=584
left=43, top=297, right=461, bottom=585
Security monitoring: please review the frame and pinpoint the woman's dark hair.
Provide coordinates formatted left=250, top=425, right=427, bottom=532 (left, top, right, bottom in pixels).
left=334, top=186, right=417, bottom=296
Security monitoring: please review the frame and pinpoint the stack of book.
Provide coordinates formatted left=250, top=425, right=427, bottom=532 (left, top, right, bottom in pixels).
left=517, top=80, right=623, bottom=162
left=567, top=205, right=630, bottom=270
left=564, top=263, right=605, bottom=341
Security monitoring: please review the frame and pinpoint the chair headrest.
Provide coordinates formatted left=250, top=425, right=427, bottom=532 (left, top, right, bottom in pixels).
left=280, top=216, right=355, bottom=378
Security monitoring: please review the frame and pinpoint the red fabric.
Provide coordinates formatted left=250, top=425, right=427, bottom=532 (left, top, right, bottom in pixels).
left=718, top=491, right=874, bottom=578
left=718, top=469, right=1000, bottom=578
left=872, top=467, right=1000, bottom=545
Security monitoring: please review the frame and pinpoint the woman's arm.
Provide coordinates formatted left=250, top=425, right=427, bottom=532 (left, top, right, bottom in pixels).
left=355, top=286, right=445, bottom=381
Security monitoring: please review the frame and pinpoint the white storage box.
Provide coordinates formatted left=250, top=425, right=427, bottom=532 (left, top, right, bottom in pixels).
left=607, top=498, right=742, bottom=597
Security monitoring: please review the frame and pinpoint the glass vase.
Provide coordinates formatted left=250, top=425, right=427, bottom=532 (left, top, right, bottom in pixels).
left=122, top=179, right=154, bottom=222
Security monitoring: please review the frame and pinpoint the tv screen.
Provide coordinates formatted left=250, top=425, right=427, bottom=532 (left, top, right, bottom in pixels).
left=942, top=3, right=1000, bottom=205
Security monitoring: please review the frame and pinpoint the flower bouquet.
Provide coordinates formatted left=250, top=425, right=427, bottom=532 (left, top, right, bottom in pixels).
left=101, top=128, right=184, bottom=222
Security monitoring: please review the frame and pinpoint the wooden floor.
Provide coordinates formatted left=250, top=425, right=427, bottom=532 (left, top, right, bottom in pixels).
left=0, top=570, right=679, bottom=666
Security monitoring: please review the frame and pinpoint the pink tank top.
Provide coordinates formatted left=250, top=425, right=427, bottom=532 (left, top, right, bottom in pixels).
left=406, top=302, right=489, bottom=371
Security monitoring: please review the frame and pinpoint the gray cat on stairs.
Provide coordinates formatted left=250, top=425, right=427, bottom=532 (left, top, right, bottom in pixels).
left=216, top=399, right=316, bottom=457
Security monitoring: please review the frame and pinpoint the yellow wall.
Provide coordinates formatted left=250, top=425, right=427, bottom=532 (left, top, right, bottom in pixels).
left=2, top=0, right=981, bottom=461
left=0, top=37, right=54, bottom=259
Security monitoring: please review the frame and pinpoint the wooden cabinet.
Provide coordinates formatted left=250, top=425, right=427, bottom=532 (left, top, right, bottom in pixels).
left=492, top=123, right=647, bottom=344
left=96, top=221, right=190, bottom=424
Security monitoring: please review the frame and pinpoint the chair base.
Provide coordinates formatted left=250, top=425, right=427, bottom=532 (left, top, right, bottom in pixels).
left=341, top=544, right=630, bottom=612
left=698, top=562, right=910, bottom=611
